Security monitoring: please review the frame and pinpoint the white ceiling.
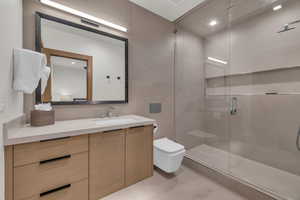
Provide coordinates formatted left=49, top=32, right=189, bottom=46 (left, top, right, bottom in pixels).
left=129, top=0, right=208, bottom=21
left=177, top=0, right=287, bottom=37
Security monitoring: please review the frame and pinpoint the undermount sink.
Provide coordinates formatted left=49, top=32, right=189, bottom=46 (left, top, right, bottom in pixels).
left=94, top=117, right=137, bottom=125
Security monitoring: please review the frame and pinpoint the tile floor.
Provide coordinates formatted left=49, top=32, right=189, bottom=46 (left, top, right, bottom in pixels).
left=103, top=165, right=250, bottom=200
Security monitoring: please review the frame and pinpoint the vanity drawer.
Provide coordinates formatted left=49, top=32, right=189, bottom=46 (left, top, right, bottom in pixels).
left=14, top=152, right=88, bottom=200
left=24, top=179, right=88, bottom=200
left=13, top=135, right=88, bottom=167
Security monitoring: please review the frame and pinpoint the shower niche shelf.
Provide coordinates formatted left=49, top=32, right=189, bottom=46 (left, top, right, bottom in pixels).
left=205, top=65, right=300, bottom=96
left=205, top=65, right=300, bottom=80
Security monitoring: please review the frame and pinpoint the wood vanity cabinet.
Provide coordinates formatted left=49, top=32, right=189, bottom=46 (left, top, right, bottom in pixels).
left=4, top=125, right=154, bottom=200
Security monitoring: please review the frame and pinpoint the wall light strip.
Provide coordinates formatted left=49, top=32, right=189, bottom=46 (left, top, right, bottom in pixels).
left=40, top=0, right=128, bottom=32
left=208, top=57, right=228, bottom=65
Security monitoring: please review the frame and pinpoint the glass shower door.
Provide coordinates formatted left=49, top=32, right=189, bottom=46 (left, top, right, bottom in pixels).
left=228, top=0, right=300, bottom=199
left=175, top=0, right=232, bottom=174
left=175, top=0, right=300, bottom=199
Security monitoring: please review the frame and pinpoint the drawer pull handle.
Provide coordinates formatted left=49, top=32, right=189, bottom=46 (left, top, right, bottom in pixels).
left=40, top=184, right=71, bottom=197
left=40, top=155, right=71, bottom=165
left=40, top=136, right=71, bottom=143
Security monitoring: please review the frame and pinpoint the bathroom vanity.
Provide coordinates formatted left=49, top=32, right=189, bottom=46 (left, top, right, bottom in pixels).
left=4, top=115, right=155, bottom=200
left=2, top=11, right=156, bottom=200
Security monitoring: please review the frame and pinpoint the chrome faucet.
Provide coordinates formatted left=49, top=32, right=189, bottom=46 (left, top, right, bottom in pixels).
left=106, top=106, right=115, bottom=118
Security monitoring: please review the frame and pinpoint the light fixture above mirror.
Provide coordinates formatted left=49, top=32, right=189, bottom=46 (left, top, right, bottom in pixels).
left=40, top=0, right=128, bottom=32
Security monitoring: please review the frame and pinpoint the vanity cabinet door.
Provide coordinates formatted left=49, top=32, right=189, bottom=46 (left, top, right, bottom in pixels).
left=125, top=125, right=154, bottom=186
left=89, top=130, right=125, bottom=200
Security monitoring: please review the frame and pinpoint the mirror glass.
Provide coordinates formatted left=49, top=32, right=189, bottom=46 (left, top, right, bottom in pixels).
left=36, top=13, right=128, bottom=104
left=51, top=56, right=88, bottom=102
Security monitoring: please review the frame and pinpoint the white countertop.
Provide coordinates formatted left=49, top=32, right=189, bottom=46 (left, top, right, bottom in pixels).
left=4, top=115, right=156, bottom=146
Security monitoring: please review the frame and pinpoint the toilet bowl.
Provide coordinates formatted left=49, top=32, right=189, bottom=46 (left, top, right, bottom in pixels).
left=154, top=138, right=185, bottom=173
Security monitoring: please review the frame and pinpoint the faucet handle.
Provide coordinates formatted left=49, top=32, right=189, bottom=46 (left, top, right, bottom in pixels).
left=99, top=112, right=107, bottom=118
left=108, top=106, right=115, bottom=110
left=106, top=106, right=116, bottom=117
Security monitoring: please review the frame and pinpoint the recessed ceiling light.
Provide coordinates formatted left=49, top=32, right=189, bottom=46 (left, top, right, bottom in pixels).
left=208, top=57, right=228, bottom=65
left=273, top=5, right=282, bottom=11
left=40, top=0, right=127, bottom=32
left=71, top=62, right=76, bottom=65
left=209, top=20, right=218, bottom=26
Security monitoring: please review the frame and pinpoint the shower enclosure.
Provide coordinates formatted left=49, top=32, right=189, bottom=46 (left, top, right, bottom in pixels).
left=175, top=0, right=300, bottom=199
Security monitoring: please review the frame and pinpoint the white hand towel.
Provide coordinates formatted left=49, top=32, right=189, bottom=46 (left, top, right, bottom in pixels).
left=41, top=66, right=51, bottom=94
left=34, top=103, right=52, bottom=111
left=13, top=48, right=48, bottom=94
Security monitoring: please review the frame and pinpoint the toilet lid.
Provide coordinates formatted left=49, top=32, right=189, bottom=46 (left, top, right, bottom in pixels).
left=154, top=138, right=185, bottom=153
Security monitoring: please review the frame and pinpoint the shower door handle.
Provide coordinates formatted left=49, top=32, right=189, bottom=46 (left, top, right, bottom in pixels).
left=297, top=127, right=300, bottom=151
left=230, top=97, right=238, bottom=115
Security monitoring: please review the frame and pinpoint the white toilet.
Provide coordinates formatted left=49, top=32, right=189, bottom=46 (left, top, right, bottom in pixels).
left=153, top=124, right=185, bottom=173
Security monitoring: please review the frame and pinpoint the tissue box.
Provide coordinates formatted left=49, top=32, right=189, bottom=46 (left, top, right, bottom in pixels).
left=30, top=110, right=55, bottom=127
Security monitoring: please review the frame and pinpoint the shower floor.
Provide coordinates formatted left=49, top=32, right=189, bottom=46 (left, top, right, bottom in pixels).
left=186, top=144, right=300, bottom=200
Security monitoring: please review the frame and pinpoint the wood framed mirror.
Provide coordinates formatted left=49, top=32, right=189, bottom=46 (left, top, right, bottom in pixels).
left=41, top=48, right=93, bottom=102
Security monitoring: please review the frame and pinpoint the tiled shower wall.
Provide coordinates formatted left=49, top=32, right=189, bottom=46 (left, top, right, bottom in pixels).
left=204, top=69, right=300, bottom=176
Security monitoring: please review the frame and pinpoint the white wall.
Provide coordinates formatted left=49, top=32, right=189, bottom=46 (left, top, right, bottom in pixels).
left=41, top=19, right=126, bottom=101
left=0, top=0, right=23, bottom=199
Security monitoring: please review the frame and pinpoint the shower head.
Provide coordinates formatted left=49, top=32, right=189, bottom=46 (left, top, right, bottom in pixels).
left=278, top=19, right=300, bottom=33
left=277, top=24, right=296, bottom=33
